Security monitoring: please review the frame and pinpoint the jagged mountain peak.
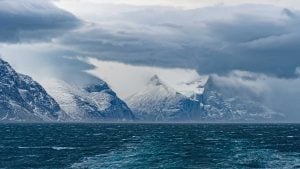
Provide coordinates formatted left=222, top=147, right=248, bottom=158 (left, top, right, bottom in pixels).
left=126, top=75, right=205, bottom=122
left=83, top=81, right=110, bottom=93
left=129, top=75, right=181, bottom=100
left=147, top=74, right=164, bottom=86
left=0, top=58, right=17, bottom=79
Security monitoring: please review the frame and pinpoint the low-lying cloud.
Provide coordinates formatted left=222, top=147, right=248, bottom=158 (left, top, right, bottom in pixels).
left=86, top=58, right=205, bottom=99
left=211, top=71, right=300, bottom=121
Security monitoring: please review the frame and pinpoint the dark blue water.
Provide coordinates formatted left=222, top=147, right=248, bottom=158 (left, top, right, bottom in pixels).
left=0, top=123, right=299, bottom=169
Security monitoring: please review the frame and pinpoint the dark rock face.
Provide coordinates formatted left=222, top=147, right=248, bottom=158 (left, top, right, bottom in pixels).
left=0, top=59, right=66, bottom=122
left=84, top=83, right=111, bottom=93
left=81, top=83, right=135, bottom=121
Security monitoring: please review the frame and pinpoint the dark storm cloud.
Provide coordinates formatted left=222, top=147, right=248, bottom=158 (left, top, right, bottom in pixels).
left=57, top=4, right=300, bottom=77
left=1, top=2, right=299, bottom=77
left=200, top=9, right=300, bottom=77
left=0, top=0, right=80, bottom=43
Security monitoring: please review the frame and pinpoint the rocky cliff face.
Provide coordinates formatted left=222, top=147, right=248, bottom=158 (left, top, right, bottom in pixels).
left=0, top=59, right=66, bottom=122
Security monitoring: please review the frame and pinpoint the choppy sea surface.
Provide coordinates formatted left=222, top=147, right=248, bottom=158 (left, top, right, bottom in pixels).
left=0, top=123, right=299, bottom=169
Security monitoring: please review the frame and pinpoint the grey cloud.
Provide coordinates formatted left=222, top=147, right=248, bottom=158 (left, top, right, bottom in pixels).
left=1, top=2, right=299, bottom=77
left=56, top=4, right=300, bottom=77
left=0, top=0, right=80, bottom=43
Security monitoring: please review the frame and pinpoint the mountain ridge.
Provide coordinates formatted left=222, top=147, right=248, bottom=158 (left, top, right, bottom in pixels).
left=0, top=58, right=67, bottom=122
left=43, top=79, right=135, bottom=122
left=0, top=58, right=285, bottom=122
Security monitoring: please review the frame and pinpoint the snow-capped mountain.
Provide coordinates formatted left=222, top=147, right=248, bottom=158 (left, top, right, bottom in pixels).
left=126, top=74, right=283, bottom=122
left=43, top=79, right=135, bottom=122
left=0, top=57, right=284, bottom=122
left=126, top=75, right=205, bottom=121
left=0, top=59, right=67, bottom=122
left=202, top=76, right=284, bottom=122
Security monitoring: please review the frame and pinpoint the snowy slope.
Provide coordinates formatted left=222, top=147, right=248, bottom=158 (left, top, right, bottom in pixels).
left=170, top=77, right=208, bottom=99
left=0, top=59, right=67, bottom=122
left=202, top=76, right=284, bottom=122
left=43, top=79, right=135, bottom=122
left=126, top=73, right=284, bottom=122
left=126, top=75, right=205, bottom=121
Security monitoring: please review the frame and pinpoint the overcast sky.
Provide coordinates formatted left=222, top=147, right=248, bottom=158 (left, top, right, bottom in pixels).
left=0, top=0, right=300, bottom=121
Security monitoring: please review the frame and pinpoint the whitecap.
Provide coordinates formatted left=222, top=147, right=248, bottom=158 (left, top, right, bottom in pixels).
left=51, top=146, right=76, bottom=150
left=18, top=146, right=47, bottom=149
left=18, top=146, right=76, bottom=150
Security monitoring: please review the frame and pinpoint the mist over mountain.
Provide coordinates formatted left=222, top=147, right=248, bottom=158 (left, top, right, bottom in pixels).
left=0, top=58, right=67, bottom=122
left=202, top=76, right=284, bottom=122
left=0, top=57, right=287, bottom=122
left=126, top=75, right=284, bottom=122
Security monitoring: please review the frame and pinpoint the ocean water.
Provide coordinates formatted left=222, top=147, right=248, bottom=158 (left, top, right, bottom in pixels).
left=0, top=123, right=299, bottom=169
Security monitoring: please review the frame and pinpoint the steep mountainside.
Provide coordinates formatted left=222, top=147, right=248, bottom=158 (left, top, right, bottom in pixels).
left=0, top=59, right=67, bottom=122
left=44, top=79, right=135, bottom=122
left=202, top=76, right=284, bottom=122
left=126, top=74, right=284, bottom=122
left=126, top=75, right=205, bottom=121
left=0, top=57, right=284, bottom=122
